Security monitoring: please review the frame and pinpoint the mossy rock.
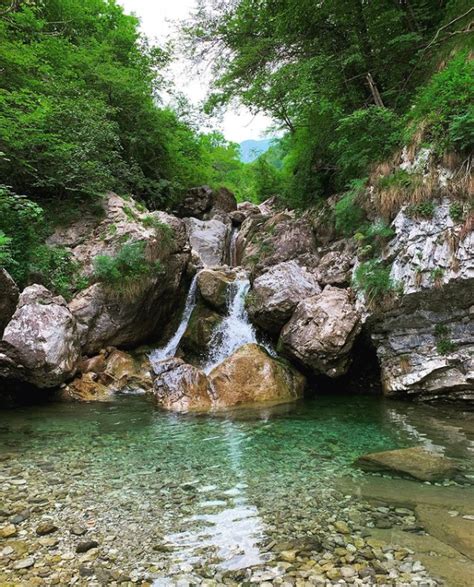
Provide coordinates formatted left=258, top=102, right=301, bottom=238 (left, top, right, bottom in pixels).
left=179, top=300, right=222, bottom=359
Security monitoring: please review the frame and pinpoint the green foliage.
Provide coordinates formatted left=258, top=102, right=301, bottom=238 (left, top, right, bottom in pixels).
left=0, top=231, right=13, bottom=267
left=355, top=221, right=395, bottom=259
left=377, top=169, right=417, bottom=190
left=436, top=338, right=456, bottom=355
left=410, top=51, right=474, bottom=152
left=29, top=245, right=88, bottom=301
left=449, top=201, right=465, bottom=222
left=332, top=107, right=402, bottom=186
left=334, top=181, right=366, bottom=236
left=407, top=201, right=436, bottom=219
left=353, top=260, right=394, bottom=305
left=0, top=186, right=44, bottom=285
left=141, top=216, right=175, bottom=246
left=93, top=241, right=163, bottom=295
left=0, top=0, right=209, bottom=208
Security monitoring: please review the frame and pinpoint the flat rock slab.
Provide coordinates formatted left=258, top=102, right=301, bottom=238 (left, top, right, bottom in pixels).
left=369, top=528, right=474, bottom=587
left=355, top=446, right=459, bottom=481
left=336, top=476, right=474, bottom=513
left=416, top=505, right=474, bottom=560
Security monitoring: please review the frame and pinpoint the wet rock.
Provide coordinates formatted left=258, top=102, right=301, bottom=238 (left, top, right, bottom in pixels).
left=246, top=260, right=320, bottom=334
left=59, top=372, right=112, bottom=402
left=2, top=285, right=81, bottom=388
left=36, top=522, right=58, bottom=536
left=76, top=540, right=99, bottom=553
left=70, top=525, right=87, bottom=536
left=209, top=343, right=305, bottom=408
left=355, top=446, right=459, bottom=482
left=0, top=523, right=17, bottom=538
left=179, top=301, right=222, bottom=360
left=0, top=268, right=19, bottom=335
left=13, top=557, right=35, bottom=570
left=153, top=358, right=213, bottom=412
left=197, top=269, right=235, bottom=312
left=279, top=286, right=361, bottom=377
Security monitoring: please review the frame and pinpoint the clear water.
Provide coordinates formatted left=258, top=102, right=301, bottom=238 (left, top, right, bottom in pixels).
left=1, top=394, right=473, bottom=582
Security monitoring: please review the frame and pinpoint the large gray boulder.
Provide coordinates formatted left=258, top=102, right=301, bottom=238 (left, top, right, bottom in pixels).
left=246, top=260, right=320, bottom=334
left=185, top=217, right=230, bottom=267
left=2, top=285, right=80, bottom=387
left=61, top=194, right=190, bottom=354
left=0, top=269, right=19, bottom=335
left=176, top=186, right=237, bottom=220
left=280, top=286, right=361, bottom=377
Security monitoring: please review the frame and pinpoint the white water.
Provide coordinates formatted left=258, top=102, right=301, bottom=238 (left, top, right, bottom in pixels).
left=203, top=277, right=258, bottom=373
left=149, top=273, right=199, bottom=368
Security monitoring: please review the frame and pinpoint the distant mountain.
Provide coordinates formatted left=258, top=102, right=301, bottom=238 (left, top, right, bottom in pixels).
left=239, top=139, right=273, bottom=163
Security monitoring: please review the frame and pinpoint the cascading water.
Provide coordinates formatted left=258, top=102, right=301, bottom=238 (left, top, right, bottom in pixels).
left=203, top=276, right=258, bottom=373
left=149, top=273, right=199, bottom=368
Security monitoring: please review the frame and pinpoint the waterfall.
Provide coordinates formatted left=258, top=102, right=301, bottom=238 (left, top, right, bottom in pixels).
left=229, top=226, right=239, bottom=267
left=203, top=277, right=258, bottom=373
left=149, top=273, right=199, bottom=368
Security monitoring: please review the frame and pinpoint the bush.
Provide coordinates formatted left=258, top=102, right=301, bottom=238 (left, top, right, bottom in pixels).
left=353, top=260, right=394, bottom=305
left=93, top=241, right=164, bottom=296
left=29, top=245, right=88, bottom=301
left=0, top=231, right=13, bottom=267
left=332, top=107, right=402, bottom=185
left=141, top=216, right=175, bottom=246
left=406, top=201, right=435, bottom=219
left=334, top=180, right=367, bottom=236
left=0, top=186, right=44, bottom=286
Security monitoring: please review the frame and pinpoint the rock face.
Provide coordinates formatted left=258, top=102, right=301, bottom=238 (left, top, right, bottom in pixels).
left=153, top=358, right=213, bottom=412
left=0, top=269, right=19, bottom=335
left=355, top=446, right=459, bottom=482
left=237, top=213, right=317, bottom=275
left=280, top=286, right=361, bottom=377
left=63, top=193, right=190, bottom=354
left=179, top=301, right=222, bottom=361
left=197, top=269, right=235, bottom=312
left=209, top=343, right=305, bottom=408
left=246, top=261, right=320, bottom=334
left=185, top=217, right=230, bottom=267
left=2, top=285, right=80, bottom=388
left=176, top=186, right=237, bottom=220
left=368, top=200, right=474, bottom=401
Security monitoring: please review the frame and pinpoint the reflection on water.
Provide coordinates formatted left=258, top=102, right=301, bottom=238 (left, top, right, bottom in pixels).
left=0, top=394, right=473, bottom=579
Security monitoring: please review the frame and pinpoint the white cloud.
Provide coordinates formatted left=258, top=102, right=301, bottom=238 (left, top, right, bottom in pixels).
left=118, top=0, right=276, bottom=143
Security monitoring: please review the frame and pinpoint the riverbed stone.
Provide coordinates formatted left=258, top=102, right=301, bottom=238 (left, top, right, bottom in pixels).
left=279, top=286, right=361, bottom=377
left=355, top=446, right=459, bottom=482
left=36, top=522, right=58, bottom=536
left=246, top=261, right=320, bottom=334
left=209, top=343, right=305, bottom=408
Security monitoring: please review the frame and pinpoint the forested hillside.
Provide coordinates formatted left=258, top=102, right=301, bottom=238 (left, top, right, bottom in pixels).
left=186, top=0, right=473, bottom=207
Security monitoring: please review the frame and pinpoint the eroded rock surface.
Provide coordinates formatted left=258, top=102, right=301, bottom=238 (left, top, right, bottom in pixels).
left=246, top=260, right=320, bottom=334
left=280, top=286, right=361, bottom=377
left=2, top=285, right=80, bottom=387
left=209, top=343, right=305, bottom=408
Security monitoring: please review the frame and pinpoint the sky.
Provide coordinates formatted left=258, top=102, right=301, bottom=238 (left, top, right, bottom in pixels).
left=118, top=0, right=276, bottom=143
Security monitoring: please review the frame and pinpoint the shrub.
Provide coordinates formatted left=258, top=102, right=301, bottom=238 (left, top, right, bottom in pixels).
left=29, top=245, right=88, bottom=301
left=334, top=180, right=367, bottom=236
left=436, top=338, right=456, bottom=355
left=353, top=260, right=394, bottom=306
left=141, top=216, right=175, bottom=246
left=406, top=201, right=435, bottom=219
left=93, top=241, right=164, bottom=297
left=0, top=231, right=13, bottom=267
left=449, top=201, right=464, bottom=222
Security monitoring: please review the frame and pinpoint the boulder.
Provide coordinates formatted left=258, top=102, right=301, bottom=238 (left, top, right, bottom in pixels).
left=314, top=245, right=355, bottom=286
left=61, top=347, right=153, bottom=400
left=0, top=269, right=19, bottom=335
left=230, top=202, right=260, bottom=226
left=246, top=261, right=320, bottom=334
left=279, top=286, right=361, bottom=377
left=179, top=301, right=222, bottom=360
left=237, top=213, right=317, bottom=277
left=153, top=358, right=213, bottom=412
left=176, top=186, right=214, bottom=219
left=2, top=285, right=80, bottom=387
left=185, top=217, right=230, bottom=267
left=355, top=446, right=459, bottom=482
left=209, top=343, right=305, bottom=408
left=210, top=187, right=237, bottom=215
left=197, top=268, right=235, bottom=312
